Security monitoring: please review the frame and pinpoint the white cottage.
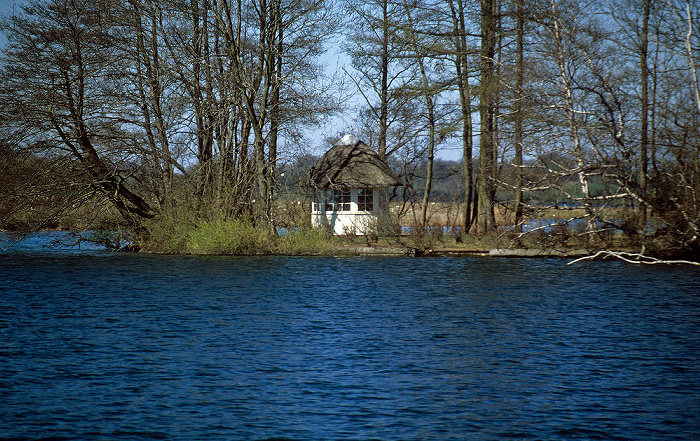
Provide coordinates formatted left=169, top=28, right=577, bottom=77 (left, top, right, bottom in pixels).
left=301, top=134, right=401, bottom=235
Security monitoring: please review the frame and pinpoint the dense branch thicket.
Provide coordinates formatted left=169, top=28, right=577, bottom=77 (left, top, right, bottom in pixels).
left=341, top=0, right=699, bottom=258
left=0, top=0, right=337, bottom=233
left=0, top=0, right=698, bottom=259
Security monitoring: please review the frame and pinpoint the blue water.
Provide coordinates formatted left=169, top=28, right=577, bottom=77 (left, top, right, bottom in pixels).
left=1, top=234, right=700, bottom=440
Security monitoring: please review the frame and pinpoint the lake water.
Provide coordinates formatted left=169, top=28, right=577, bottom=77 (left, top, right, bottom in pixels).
left=1, top=233, right=699, bottom=440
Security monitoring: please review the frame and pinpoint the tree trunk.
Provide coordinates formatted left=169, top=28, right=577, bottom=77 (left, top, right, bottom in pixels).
left=267, top=27, right=281, bottom=226
left=639, top=0, right=650, bottom=231
left=449, top=0, right=474, bottom=234
left=378, top=0, right=390, bottom=161
left=513, top=0, right=525, bottom=232
left=403, top=2, right=436, bottom=228
left=549, top=0, right=593, bottom=231
left=476, top=0, right=497, bottom=233
left=131, top=0, right=173, bottom=207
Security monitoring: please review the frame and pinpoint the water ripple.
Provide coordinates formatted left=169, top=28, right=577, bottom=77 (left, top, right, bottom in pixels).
left=1, top=252, right=699, bottom=440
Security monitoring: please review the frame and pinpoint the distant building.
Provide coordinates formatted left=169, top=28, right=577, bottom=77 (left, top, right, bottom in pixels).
left=300, top=134, right=401, bottom=235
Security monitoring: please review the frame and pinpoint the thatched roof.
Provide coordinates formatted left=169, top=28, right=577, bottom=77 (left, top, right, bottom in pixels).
left=301, top=135, right=401, bottom=189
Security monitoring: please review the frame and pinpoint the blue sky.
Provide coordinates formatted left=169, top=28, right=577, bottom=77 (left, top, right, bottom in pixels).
left=0, top=1, right=25, bottom=48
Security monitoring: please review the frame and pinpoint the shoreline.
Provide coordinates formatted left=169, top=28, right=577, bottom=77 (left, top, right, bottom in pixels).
left=0, top=230, right=657, bottom=261
left=329, top=245, right=594, bottom=258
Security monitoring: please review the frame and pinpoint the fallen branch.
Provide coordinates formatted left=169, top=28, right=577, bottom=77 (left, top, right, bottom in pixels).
left=568, top=250, right=700, bottom=266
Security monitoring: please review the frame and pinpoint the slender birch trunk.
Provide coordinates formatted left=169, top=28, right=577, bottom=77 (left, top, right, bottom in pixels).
left=549, top=0, right=593, bottom=232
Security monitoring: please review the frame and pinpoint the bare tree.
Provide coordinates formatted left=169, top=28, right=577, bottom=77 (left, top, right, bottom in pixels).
left=401, top=1, right=440, bottom=228
left=0, top=0, right=157, bottom=227
left=447, top=0, right=477, bottom=233
left=639, top=0, right=651, bottom=229
left=0, top=0, right=338, bottom=232
left=476, top=0, right=498, bottom=232
left=512, top=0, right=525, bottom=231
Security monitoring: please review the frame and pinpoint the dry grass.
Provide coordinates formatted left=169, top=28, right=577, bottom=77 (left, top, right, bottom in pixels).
left=271, top=199, right=646, bottom=254
left=394, top=202, right=636, bottom=227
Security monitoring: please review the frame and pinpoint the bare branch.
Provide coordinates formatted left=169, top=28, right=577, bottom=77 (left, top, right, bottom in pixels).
left=568, top=250, right=700, bottom=265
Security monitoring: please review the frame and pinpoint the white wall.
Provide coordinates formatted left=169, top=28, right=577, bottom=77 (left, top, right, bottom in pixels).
left=311, top=188, right=377, bottom=235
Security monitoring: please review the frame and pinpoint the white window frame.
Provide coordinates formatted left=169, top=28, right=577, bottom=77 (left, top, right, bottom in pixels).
left=316, top=188, right=350, bottom=212
left=357, top=188, right=374, bottom=212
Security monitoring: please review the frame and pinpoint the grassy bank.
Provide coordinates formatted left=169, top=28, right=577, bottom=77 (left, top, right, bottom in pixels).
left=137, top=211, right=637, bottom=257
left=3, top=198, right=689, bottom=259
left=141, top=216, right=334, bottom=256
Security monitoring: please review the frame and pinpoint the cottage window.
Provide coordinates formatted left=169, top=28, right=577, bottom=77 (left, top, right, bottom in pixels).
left=324, top=188, right=351, bottom=212
left=357, top=188, right=373, bottom=212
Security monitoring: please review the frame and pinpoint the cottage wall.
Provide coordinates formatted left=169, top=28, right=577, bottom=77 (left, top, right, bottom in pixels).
left=311, top=188, right=377, bottom=235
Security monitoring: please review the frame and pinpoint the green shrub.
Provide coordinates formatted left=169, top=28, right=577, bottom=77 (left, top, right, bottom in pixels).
left=142, top=213, right=335, bottom=256
left=142, top=216, right=187, bottom=253
left=186, top=217, right=276, bottom=255
left=277, top=228, right=331, bottom=255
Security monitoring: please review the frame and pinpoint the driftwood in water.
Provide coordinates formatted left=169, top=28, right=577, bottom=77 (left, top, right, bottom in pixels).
left=568, top=250, right=700, bottom=266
